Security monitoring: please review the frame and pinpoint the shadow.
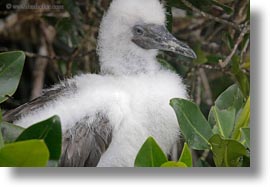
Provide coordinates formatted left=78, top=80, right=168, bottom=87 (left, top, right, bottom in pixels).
left=9, top=11, right=262, bottom=180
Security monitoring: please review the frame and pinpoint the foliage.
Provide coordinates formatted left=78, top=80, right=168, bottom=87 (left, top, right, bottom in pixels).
left=0, top=51, right=25, bottom=103
left=136, top=84, right=250, bottom=167
left=135, top=0, right=250, bottom=167
left=0, top=51, right=62, bottom=167
left=135, top=137, right=192, bottom=167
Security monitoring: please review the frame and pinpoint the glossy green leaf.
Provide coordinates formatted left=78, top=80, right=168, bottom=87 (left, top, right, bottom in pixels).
left=0, top=121, right=24, bottom=143
left=215, top=84, right=245, bottom=112
left=232, top=97, right=250, bottom=140
left=0, top=140, right=49, bottom=167
left=209, top=134, right=247, bottom=167
left=16, top=115, right=62, bottom=160
left=240, top=128, right=250, bottom=149
left=170, top=99, right=213, bottom=150
left=208, top=106, right=235, bottom=138
left=179, top=143, right=192, bottom=167
left=0, top=51, right=25, bottom=103
left=134, top=137, right=168, bottom=167
left=161, top=161, right=187, bottom=167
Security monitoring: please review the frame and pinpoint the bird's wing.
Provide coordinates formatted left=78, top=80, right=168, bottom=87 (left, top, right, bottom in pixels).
left=3, top=81, right=76, bottom=123
left=3, top=82, right=113, bottom=167
left=60, top=113, right=112, bottom=167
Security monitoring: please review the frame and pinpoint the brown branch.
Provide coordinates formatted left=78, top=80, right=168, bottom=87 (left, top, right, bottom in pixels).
left=66, top=48, right=80, bottom=78
left=181, top=0, right=241, bottom=31
left=0, top=48, right=95, bottom=63
left=219, top=25, right=250, bottom=68
left=199, top=68, right=213, bottom=106
left=30, top=38, right=48, bottom=100
left=195, top=71, right=202, bottom=105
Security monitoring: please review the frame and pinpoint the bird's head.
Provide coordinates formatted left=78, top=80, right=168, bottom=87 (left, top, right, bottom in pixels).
left=98, top=0, right=196, bottom=75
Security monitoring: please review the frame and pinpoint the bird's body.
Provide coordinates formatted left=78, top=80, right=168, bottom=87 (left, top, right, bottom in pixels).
left=3, top=0, right=196, bottom=167
left=12, top=71, right=186, bottom=166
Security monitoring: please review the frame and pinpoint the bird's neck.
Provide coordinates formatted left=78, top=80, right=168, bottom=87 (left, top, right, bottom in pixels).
left=98, top=41, right=162, bottom=76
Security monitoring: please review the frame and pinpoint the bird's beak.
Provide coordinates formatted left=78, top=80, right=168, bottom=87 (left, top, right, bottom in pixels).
left=132, top=24, right=197, bottom=59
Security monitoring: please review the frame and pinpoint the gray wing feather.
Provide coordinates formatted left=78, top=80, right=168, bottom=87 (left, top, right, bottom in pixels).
left=3, top=81, right=76, bottom=122
left=59, top=113, right=112, bottom=167
left=3, top=81, right=112, bottom=167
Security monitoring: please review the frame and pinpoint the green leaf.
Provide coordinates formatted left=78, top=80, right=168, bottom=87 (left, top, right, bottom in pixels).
left=0, top=51, right=25, bottom=103
left=215, top=84, right=245, bottom=112
left=161, top=161, right=187, bottom=167
left=209, top=134, right=247, bottom=167
left=0, top=140, right=49, bottom=167
left=241, top=128, right=250, bottom=149
left=232, top=56, right=250, bottom=97
left=0, top=121, right=24, bottom=143
left=206, top=54, right=224, bottom=64
left=208, top=106, right=235, bottom=138
left=179, top=143, right=192, bottom=167
left=223, top=32, right=234, bottom=51
left=16, top=115, right=62, bottom=160
left=193, top=44, right=208, bottom=64
left=232, top=97, right=250, bottom=140
left=134, top=137, right=168, bottom=167
left=170, top=98, right=213, bottom=150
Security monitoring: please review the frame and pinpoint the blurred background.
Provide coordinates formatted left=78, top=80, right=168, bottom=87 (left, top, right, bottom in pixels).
left=0, top=0, right=250, bottom=166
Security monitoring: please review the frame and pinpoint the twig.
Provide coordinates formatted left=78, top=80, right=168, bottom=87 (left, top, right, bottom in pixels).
left=181, top=0, right=241, bottom=31
left=195, top=71, right=202, bottom=105
left=30, top=38, right=48, bottom=100
left=66, top=48, right=80, bottom=78
left=200, top=149, right=210, bottom=161
left=199, top=68, right=213, bottom=106
left=219, top=25, right=250, bottom=68
left=240, top=38, right=250, bottom=64
left=177, top=59, right=230, bottom=73
left=0, top=48, right=95, bottom=63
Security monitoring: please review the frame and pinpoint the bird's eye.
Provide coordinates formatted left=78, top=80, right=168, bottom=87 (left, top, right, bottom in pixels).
left=133, top=26, right=144, bottom=36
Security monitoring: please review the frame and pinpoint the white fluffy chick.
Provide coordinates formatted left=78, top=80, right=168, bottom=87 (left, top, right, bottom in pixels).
left=3, top=0, right=196, bottom=167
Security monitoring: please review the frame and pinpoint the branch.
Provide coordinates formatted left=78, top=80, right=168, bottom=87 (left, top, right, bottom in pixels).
left=0, top=48, right=96, bottom=63
left=181, top=0, right=242, bottom=31
left=30, top=38, right=48, bottom=100
left=199, top=68, right=213, bottom=106
left=66, top=48, right=80, bottom=78
left=219, top=25, right=250, bottom=68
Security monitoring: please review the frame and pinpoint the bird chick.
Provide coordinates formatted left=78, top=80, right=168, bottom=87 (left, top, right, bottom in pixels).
left=3, top=0, right=196, bottom=167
